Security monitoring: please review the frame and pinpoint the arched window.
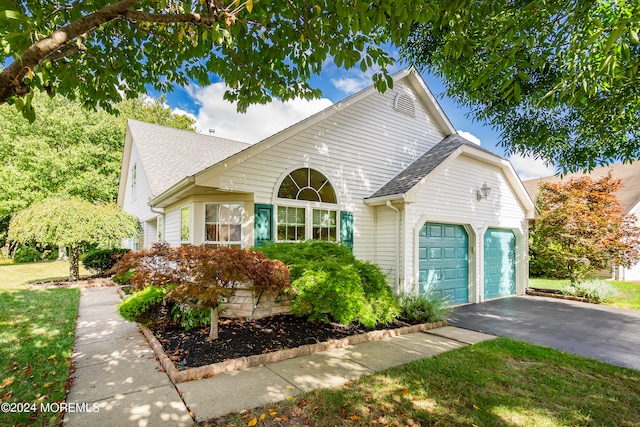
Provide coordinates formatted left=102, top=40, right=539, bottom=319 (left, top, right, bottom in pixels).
left=277, top=168, right=337, bottom=204
left=276, top=168, right=338, bottom=242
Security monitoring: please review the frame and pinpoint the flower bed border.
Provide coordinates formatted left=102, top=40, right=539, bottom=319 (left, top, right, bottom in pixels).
left=141, top=320, right=448, bottom=384
left=526, top=287, right=594, bottom=303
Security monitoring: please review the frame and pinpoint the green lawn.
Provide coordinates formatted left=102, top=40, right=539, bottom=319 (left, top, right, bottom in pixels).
left=0, top=260, right=90, bottom=289
left=529, top=277, right=640, bottom=311
left=218, top=338, right=640, bottom=427
left=0, top=261, right=87, bottom=426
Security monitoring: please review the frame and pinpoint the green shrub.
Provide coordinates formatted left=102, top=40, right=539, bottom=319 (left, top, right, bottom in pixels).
left=171, top=302, right=212, bottom=330
left=13, top=246, right=42, bottom=263
left=82, top=248, right=131, bottom=275
left=257, top=240, right=355, bottom=280
left=397, top=292, right=453, bottom=324
left=259, top=241, right=399, bottom=326
left=563, top=279, right=618, bottom=303
left=113, top=270, right=134, bottom=286
left=290, top=262, right=368, bottom=325
left=117, top=286, right=169, bottom=326
left=354, top=260, right=399, bottom=324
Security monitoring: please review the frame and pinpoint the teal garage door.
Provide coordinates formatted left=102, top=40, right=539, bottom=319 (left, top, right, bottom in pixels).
left=418, top=223, right=469, bottom=305
left=484, top=228, right=516, bottom=299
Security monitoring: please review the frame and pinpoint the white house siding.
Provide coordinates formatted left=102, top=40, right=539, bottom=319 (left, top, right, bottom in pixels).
left=210, top=80, right=447, bottom=262
left=402, top=154, right=528, bottom=301
left=619, top=201, right=640, bottom=281
left=374, top=206, right=402, bottom=290
left=164, top=207, right=182, bottom=246
left=145, top=218, right=158, bottom=247
left=121, top=143, right=156, bottom=224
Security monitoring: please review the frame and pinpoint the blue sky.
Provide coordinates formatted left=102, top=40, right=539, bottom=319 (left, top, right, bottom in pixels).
left=149, top=63, right=556, bottom=180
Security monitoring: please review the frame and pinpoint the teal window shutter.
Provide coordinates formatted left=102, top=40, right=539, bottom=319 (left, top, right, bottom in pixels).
left=254, top=204, right=274, bottom=247
left=340, top=211, right=354, bottom=252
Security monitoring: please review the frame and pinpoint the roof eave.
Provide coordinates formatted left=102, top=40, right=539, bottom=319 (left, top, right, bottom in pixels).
left=148, top=176, right=196, bottom=207
left=363, top=194, right=406, bottom=206
left=117, top=124, right=134, bottom=208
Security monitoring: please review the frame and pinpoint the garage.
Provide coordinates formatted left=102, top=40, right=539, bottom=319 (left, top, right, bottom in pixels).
left=418, top=222, right=469, bottom=305
left=483, top=228, right=516, bottom=299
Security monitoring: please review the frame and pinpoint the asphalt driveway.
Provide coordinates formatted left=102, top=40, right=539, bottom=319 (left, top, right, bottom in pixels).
left=448, top=295, right=640, bottom=371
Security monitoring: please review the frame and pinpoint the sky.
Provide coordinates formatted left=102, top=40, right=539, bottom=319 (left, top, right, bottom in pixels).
left=150, top=62, right=557, bottom=181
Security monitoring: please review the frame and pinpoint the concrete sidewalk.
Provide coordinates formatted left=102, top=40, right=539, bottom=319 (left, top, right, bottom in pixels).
left=64, top=287, right=495, bottom=426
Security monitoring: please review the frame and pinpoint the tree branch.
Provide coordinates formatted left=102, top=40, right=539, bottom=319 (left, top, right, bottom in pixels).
left=0, top=0, right=141, bottom=104
left=0, top=0, right=242, bottom=105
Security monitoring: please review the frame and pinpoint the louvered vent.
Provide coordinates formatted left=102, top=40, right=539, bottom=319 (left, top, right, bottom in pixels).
left=394, top=92, right=415, bottom=117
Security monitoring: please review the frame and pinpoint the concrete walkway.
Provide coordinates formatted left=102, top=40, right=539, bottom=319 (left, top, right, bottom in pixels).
left=64, top=287, right=494, bottom=426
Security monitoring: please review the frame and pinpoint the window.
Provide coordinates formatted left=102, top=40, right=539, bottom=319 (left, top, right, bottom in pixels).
left=312, top=209, right=337, bottom=241
left=276, top=168, right=338, bottom=242
left=131, top=163, right=137, bottom=199
left=157, top=215, right=163, bottom=242
left=277, top=168, right=336, bottom=203
left=205, top=203, right=243, bottom=248
left=180, top=206, right=190, bottom=243
left=277, top=206, right=306, bottom=241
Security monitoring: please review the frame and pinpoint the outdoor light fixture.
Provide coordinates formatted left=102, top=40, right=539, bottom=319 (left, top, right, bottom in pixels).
left=476, top=182, right=492, bottom=201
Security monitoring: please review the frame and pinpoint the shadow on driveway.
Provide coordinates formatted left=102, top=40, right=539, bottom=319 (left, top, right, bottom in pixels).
left=448, top=295, right=640, bottom=371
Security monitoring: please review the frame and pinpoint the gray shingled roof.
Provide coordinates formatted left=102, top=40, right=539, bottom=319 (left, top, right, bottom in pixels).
left=128, top=120, right=252, bottom=196
left=367, top=134, right=502, bottom=199
left=522, top=162, right=640, bottom=214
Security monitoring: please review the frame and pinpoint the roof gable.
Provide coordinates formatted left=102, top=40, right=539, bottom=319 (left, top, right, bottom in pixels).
left=367, top=134, right=498, bottom=199
left=522, top=162, right=640, bottom=214
left=149, top=68, right=459, bottom=205
left=126, top=120, right=251, bottom=197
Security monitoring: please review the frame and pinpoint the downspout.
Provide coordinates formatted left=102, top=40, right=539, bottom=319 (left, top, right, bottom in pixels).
left=386, top=201, right=400, bottom=292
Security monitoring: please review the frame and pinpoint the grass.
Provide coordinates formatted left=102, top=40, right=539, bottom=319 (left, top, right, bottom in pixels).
left=529, top=277, right=640, bottom=311
left=0, top=261, right=87, bottom=426
left=0, top=260, right=90, bottom=289
left=219, top=338, right=640, bottom=427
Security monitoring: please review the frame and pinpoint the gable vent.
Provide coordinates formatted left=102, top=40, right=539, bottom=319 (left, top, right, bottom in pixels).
left=394, top=92, right=415, bottom=117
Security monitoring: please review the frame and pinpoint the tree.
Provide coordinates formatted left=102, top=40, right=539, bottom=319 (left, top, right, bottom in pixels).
left=402, top=1, right=640, bottom=172
left=0, top=0, right=436, bottom=120
left=529, top=174, right=640, bottom=282
left=8, top=199, right=140, bottom=280
left=110, top=243, right=291, bottom=340
left=0, top=92, right=194, bottom=246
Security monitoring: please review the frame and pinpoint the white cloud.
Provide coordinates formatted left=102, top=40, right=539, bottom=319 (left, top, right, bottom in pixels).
left=331, top=77, right=370, bottom=94
left=457, top=130, right=481, bottom=145
left=509, top=153, right=556, bottom=180
left=172, top=107, right=197, bottom=122
left=329, top=62, right=404, bottom=95
left=186, top=83, right=333, bottom=143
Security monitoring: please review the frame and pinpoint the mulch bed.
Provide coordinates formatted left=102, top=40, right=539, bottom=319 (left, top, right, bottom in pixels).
left=29, top=276, right=114, bottom=289
left=151, top=315, right=417, bottom=370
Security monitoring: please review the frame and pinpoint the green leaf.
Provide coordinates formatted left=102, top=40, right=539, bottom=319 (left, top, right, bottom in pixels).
left=0, top=9, right=25, bottom=21
left=14, top=98, right=24, bottom=111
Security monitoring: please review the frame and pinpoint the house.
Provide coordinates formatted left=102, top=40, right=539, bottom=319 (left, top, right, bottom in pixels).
left=117, top=68, right=535, bottom=304
left=523, top=162, right=640, bottom=281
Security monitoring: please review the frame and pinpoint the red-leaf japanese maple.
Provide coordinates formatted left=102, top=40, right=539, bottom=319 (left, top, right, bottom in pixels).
left=110, top=242, right=291, bottom=339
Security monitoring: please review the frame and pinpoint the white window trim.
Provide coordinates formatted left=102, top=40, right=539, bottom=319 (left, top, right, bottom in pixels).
left=275, top=202, right=340, bottom=243
left=202, top=202, right=244, bottom=247
left=180, top=205, right=191, bottom=244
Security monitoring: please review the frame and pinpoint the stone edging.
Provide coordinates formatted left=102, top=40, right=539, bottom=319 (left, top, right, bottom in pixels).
left=526, top=289, right=593, bottom=304
left=141, top=320, right=449, bottom=384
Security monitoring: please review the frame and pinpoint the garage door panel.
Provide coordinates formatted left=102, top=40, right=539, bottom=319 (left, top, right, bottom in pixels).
left=484, top=228, right=516, bottom=300
left=419, top=222, right=469, bottom=305
left=443, top=247, right=456, bottom=259
left=429, top=248, right=442, bottom=260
